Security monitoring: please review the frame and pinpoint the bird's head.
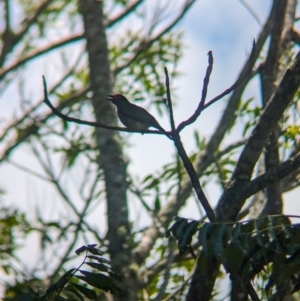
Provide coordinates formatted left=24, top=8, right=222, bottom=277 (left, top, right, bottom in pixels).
left=107, top=94, right=129, bottom=106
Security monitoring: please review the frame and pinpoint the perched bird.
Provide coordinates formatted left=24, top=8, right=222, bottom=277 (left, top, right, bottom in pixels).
left=107, top=94, right=170, bottom=137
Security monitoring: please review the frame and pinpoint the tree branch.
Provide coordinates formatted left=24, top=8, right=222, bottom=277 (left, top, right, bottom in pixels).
left=234, top=49, right=300, bottom=181
left=0, top=84, right=89, bottom=162
left=164, top=67, right=176, bottom=132
left=133, top=8, right=270, bottom=267
left=0, top=34, right=84, bottom=80
left=0, top=1, right=193, bottom=80
left=241, top=151, right=300, bottom=199
left=0, top=50, right=85, bottom=144
left=0, top=0, right=54, bottom=66
left=217, top=49, right=300, bottom=221
left=164, top=68, right=216, bottom=222
left=200, top=40, right=256, bottom=112
left=177, top=51, right=214, bottom=133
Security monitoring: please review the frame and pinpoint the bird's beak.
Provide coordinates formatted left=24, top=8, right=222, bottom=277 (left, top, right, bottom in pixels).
left=107, top=95, right=113, bottom=101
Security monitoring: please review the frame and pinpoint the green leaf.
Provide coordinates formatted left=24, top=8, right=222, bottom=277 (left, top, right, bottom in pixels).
left=267, top=216, right=277, bottom=240
left=55, top=268, right=77, bottom=290
left=71, top=282, right=97, bottom=300
left=278, top=258, right=300, bottom=284
left=254, top=219, right=268, bottom=247
left=154, top=195, right=161, bottom=212
left=87, top=255, right=111, bottom=265
left=177, top=220, right=199, bottom=256
left=64, top=286, right=85, bottom=301
left=75, top=246, right=87, bottom=255
left=76, top=271, right=126, bottom=297
left=167, top=217, right=188, bottom=240
left=108, top=271, right=123, bottom=281
left=230, top=222, right=241, bottom=242
left=212, top=224, right=228, bottom=261
left=87, top=245, right=104, bottom=256
left=198, top=223, right=214, bottom=253
left=85, top=262, right=109, bottom=273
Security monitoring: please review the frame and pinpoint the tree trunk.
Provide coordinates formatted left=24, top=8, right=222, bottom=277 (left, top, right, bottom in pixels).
left=79, top=1, right=137, bottom=300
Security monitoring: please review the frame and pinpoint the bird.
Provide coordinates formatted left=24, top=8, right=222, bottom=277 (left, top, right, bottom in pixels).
left=107, top=94, right=171, bottom=138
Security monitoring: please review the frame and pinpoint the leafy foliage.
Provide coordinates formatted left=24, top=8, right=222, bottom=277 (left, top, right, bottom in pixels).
left=19, top=244, right=126, bottom=301
left=0, top=202, right=32, bottom=275
left=166, top=216, right=199, bottom=258
left=168, top=215, right=300, bottom=296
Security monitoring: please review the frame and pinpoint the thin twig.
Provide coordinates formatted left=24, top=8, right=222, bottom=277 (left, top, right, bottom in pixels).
left=0, top=34, right=84, bottom=80
left=241, top=151, right=300, bottom=199
left=163, top=274, right=192, bottom=301
left=8, top=160, right=52, bottom=182
left=0, top=51, right=86, bottom=144
left=0, top=1, right=195, bottom=80
left=164, top=67, right=176, bottom=132
left=1, top=0, right=144, bottom=77
left=239, top=0, right=262, bottom=25
left=202, top=40, right=256, bottom=112
left=0, top=0, right=54, bottom=66
left=30, top=142, right=79, bottom=217
left=177, top=51, right=213, bottom=132
left=153, top=238, right=176, bottom=301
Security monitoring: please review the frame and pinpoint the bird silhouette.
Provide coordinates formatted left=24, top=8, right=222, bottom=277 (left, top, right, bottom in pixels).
left=108, top=94, right=171, bottom=138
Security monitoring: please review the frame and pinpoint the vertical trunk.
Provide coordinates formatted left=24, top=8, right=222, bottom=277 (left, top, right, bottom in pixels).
left=258, top=1, right=296, bottom=300
left=79, top=1, right=137, bottom=300
left=259, top=0, right=288, bottom=217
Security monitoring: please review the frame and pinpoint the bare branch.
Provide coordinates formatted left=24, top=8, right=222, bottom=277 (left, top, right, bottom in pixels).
left=31, top=142, right=80, bottom=216
left=201, top=40, right=256, bottom=112
left=0, top=1, right=191, bottom=80
left=0, top=0, right=55, bottom=66
left=8, top=160, right=52, bottom=182
left=152, top=238, right=176, bottom=301
left=258, top=0, right=288, bottom=217
left=239, top=0, right=262, bottom=25
left=234, top=50, right=300, bottom=181
left=15, top=0, right=54, bottom=45
left=282, top=168, right=300, bottom=192
left=177, top=51, right=213, bottom=132
left=0, top=34, right=84, bottom=80
left=164, top=69, right=216, bottom=222
left=133, top=33, right=263, bottom=263
left=217, top=49, right=300, bottom=221
left=241, top=151, right=300, bottom=200
left=0, top=50, right=85, bottom=144
left=164, top=67, right=176, bottom=131
left=0, top=85, right=89, bottom=162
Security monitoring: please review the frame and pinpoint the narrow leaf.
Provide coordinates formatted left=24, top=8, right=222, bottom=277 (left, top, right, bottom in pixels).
left=71, top=282, right=97, bottom=300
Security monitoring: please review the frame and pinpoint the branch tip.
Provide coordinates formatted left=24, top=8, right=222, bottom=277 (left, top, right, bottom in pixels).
left=42, top=75, right=49, bottom=104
